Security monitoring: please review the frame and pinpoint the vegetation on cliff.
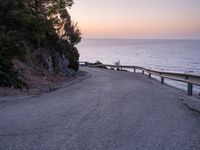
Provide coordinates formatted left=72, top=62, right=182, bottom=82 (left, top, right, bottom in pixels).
left=0, top=0, right=81, bottom=88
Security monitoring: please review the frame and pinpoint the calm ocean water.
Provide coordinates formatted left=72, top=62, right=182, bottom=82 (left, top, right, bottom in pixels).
left=78, top=39, right=200, bottom=95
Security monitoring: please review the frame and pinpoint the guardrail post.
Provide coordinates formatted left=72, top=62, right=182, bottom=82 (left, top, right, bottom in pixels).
left=161, top=77, right=164, bottom=85
left=134, top=68, right=136, bottom=73
left=148, top=73, right=151, bottom=78
left=142, top=70, right=144, bottom=74
left=187, top=83, right=193, bottom=96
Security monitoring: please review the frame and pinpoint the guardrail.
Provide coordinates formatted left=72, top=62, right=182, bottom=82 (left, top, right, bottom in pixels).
left=80, top=61, right=200, bottom=96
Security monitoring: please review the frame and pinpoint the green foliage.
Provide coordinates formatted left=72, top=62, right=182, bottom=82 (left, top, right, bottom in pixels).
left=0, top=57, right=26, bottom=88
left=68, top=47, right=80, bottom=71
left=0, top=26, right=27, bottom=88
left=0, top=0, right=81, bottom=88
left=66, top=22, right=82, bottom=46
left=0, top=27, right=26, bottom=60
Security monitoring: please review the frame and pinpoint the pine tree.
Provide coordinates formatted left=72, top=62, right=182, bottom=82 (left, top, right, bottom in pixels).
left=0, top=0, right=81, bottom=88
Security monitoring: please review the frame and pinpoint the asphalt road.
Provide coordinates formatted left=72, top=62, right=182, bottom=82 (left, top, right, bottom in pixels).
left=0, top=67, right=200, bottom=150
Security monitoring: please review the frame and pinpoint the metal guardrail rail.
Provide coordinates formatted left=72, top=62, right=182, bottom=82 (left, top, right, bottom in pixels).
left=80, top=61, right=200, bottom=96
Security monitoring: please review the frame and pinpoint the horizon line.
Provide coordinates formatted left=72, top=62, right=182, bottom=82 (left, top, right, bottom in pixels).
left=81, top=38, right=200, bottom=40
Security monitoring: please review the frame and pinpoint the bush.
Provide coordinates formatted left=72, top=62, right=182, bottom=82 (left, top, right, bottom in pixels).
left=0, top=56, right=26, bottom=88
left=68, top=48, right=80, bottom=71
left=0, top=27, right=27, bottom=88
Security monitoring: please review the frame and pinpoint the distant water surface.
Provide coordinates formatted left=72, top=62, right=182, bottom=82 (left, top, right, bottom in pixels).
left=78, top=39, right=200, bottom=95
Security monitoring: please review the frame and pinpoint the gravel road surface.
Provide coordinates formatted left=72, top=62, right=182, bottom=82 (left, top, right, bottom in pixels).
left=0, top=67, right=200, bottom=150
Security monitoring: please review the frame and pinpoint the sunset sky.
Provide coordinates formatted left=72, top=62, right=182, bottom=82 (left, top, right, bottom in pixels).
left=69, top=0, right=200, bottom=39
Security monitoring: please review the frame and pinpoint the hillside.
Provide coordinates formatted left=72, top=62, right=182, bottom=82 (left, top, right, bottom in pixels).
left=0, top=0, right=81, bottom=89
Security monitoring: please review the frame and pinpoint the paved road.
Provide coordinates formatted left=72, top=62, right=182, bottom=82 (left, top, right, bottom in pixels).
left=0, top=67, right=200, bottom=150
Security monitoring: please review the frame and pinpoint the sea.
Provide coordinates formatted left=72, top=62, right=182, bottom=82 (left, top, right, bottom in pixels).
left=77, top=39, right=200, bottom=96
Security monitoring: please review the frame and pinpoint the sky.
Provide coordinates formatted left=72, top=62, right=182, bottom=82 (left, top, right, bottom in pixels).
left=69, top=0, right=200, bottom=39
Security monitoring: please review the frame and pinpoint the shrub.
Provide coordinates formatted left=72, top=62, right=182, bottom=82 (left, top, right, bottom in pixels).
left=68, top=48, right=80, bottom=71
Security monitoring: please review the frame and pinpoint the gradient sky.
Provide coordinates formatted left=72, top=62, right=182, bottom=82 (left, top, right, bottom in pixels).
left=69, top=0, right=200, bottom=39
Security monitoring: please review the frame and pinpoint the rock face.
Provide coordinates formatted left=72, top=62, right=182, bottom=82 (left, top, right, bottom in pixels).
left=13, top=48, right=77, bottom=88
left=39, top=48, right=76, bottom=77
left=41, top=55, right=53, bottom=73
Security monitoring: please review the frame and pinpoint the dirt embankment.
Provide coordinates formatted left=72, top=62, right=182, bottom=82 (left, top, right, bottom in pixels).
left=0, top=71, right=88, bottom=97
left=0, top=48, right=86, bottom=97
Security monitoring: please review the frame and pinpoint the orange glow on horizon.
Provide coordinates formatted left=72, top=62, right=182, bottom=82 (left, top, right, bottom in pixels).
left=69, top=0, right=200, bottom=39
